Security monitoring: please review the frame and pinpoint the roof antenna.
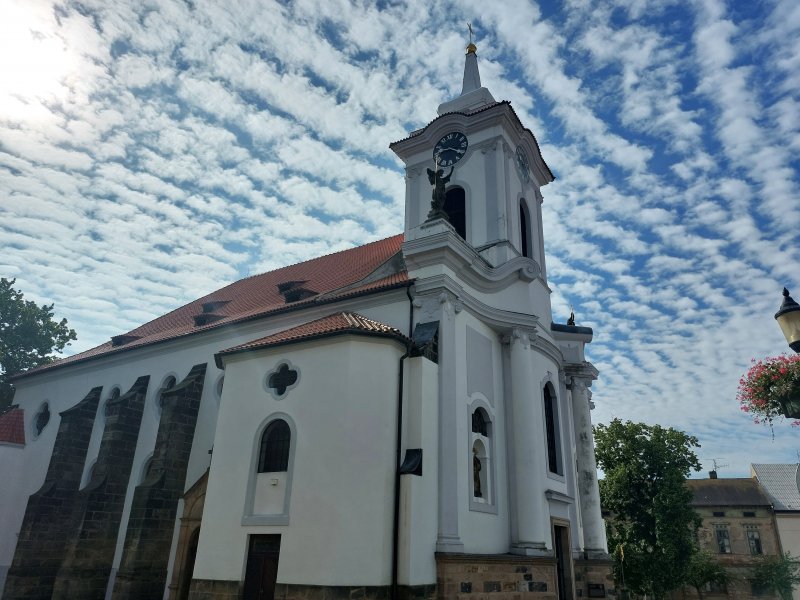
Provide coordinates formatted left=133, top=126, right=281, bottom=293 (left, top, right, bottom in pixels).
left=707, top=458, right=728, bottom=479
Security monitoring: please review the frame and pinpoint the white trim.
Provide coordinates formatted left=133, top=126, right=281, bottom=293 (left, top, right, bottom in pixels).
left=242, top=412, right=297, bottom=526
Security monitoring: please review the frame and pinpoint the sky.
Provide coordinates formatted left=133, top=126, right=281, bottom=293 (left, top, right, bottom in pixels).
left=1, top=0, right=798, bottom=478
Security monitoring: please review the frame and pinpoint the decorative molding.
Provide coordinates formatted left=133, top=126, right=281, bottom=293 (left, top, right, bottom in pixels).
left=545, top=489, right=574, bottom=505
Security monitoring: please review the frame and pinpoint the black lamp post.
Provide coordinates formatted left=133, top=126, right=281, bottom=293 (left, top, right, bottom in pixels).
left=775, top=288, right=800, bottom=354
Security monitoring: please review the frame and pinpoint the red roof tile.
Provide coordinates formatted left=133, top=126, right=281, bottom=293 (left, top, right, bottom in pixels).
left=17, top=234, right=408, bottom=379
left=216, top=311, right=409, bottom=366
left=0, top=406, right=25, bottom=446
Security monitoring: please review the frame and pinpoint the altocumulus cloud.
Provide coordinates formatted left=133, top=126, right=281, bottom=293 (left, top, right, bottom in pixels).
left=0, top=0, right=798, bottom=476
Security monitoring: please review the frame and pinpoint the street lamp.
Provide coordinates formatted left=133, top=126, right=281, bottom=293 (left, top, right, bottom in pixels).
left=775, top=288, right=800, bottom=354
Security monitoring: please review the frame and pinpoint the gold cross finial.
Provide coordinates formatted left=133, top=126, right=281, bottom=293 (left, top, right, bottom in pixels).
left=466, top=22, right=477, bottom=54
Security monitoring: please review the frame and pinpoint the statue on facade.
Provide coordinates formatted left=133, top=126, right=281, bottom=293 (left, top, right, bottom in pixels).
left=473, top=447, right=482, bottom=498
left=426, top=163, right=453, bottom=222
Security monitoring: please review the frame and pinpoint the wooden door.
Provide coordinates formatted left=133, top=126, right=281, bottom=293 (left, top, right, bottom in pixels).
left=243, top=535, right=281, bottom=600
left=553, top=525, right=573, bottom=600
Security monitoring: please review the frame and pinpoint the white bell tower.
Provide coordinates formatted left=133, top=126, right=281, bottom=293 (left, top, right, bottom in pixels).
left=390, top=39, right=555, bottom=305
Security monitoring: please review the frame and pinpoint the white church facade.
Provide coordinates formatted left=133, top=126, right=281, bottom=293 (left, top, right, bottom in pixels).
left=0, top=42, right=612, bottom=600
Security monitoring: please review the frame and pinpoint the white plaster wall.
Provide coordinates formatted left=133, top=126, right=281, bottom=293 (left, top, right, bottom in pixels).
left=398, top=356, right=439, bottom=586
left=455, top=313, right=510, bottom=554
left=0, top=290, right=410, bottom=585
left=194, top=335, right=404, bottom=586
left=775, top=515, right=800, bottom=600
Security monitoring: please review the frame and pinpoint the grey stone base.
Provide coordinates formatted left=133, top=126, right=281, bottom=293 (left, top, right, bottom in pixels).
left=186, top=581, right=436, bottom=600
left=188, top=578, right=239, bottom=599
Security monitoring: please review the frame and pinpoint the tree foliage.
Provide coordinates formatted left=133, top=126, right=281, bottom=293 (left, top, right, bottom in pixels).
left=750, top=553, right=800, bottom=600
left=685, top=550, right=730, bottom=598
left=0, top=278, right=77, bottom=408
left=594, top=418, right=702, bottom=599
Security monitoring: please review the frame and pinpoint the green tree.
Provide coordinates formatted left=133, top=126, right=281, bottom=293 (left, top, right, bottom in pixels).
left=594, top=418, right=702, bottom=599
left=750, top=553, right=800, bottom=600
left=0, top=278, right=77, bottom=408
left=685, top=550, right=731, bottom=598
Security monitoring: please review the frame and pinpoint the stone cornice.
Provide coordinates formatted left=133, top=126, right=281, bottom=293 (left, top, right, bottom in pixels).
left=564, top=362, right=599, bottom=384
left=403, top=222, right=541, bottom=293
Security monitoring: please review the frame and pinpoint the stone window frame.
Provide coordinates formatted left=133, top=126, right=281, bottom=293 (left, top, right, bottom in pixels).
left=468, top=395, right=497, bottom=515
left=30, top=400, right=52, bottom=440
left=138, top=453, right=155, bottom=485
left=243, top=412, right=297, bottom=526
left=714, top=525, right=732, bottom=554
left=263, top=359, right=300, bottom=401
left=153, top=372, right=178, bottom=416
left=102, top=385, right=122, bottom=419
left=541, top=374, right=565, bottom=480
left=745, top=526, right=763, bottom=555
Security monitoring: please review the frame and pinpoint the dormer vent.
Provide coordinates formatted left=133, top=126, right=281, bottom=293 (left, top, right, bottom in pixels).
left=277, top=281, right=318, bottom=303
left=111, top=334, right=141, bottom=347
left=193, top=313, right=225, bottom=327
left=201, top=300, right=229, bottom=314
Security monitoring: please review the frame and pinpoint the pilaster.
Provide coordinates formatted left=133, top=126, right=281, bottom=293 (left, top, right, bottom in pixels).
left=435, top=291, right=464, bottom=553
left=506, top=329, right=549, bottom=554
left=566, top=367, right=607, bottom=556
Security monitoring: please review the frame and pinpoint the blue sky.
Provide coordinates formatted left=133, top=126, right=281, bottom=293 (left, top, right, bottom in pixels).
left=1, top=0, right=798, bottom=477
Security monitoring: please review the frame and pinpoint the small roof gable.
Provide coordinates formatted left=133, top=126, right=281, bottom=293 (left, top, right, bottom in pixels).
left=16, top=235, right=407, bottom=379
left=0, top=406, right=25, bottom=446
left=687, top=478, right=772, bottom=507
left=216, top=311, right=409, bottom=368
left=752, top=464, right=800, bottom=511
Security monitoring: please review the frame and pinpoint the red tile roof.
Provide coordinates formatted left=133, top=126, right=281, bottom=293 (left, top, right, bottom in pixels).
left=0, top=406, right=25, bottom=446
left=216, top=311, right=409, bottom=367
left=16, top=234, right=408, bottom=379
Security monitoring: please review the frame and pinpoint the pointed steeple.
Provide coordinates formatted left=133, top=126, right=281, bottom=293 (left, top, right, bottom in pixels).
left=461, top=43, right=481, bottom=94
left=437, top=29, right=496, bottom=116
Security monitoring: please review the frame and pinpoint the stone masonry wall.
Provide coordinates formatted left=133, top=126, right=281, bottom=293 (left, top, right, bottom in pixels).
left=436, top=553, right=558, bottom=599
left=112, top=363, right=207, bottom=600
left=2, top=387, right=102, bottom=600
left=51, top=376, right=150, bottom=600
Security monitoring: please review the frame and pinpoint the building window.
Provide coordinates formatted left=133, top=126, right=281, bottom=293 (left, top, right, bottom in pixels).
left=543, top=383, right=562, bottom=475
left=715, top=527, right=731, bottom=554
left=746, top=529, right=763, bottom=555
left=156, top=375, right=177, bottom=412
left=520, top=200, right=531, bottom=258
left=705, top=580, right=727, bottom=594
left=258, top=419, right=290, bottom=473
left=743, top=511, right=756, bottom=517
left=444, top=187, right=466, bottom=240
left=712, top=511, right=725, bottom=517
left=469, top=405, right=495, bottom=512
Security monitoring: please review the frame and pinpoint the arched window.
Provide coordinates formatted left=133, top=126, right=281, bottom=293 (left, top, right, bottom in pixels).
left=544, top=384, right=563, bottom=475
left=444, top=187, right=466, bottom=240
left=157, top=375, right=177, bottom=411
left=470, top=406, right=495, bottom=511
left=258, top=419, right=291, bottom=473
left=520, top=200, right=531, bottom=258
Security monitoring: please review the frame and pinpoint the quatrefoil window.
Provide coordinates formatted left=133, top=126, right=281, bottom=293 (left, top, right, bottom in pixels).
left=267, top=363, right=298, bottom=398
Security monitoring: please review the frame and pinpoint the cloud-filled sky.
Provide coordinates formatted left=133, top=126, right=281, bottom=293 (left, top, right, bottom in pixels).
left=1, top=0, right=798, bottom=477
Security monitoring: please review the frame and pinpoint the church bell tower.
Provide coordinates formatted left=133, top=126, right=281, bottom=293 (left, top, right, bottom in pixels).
left=390, top=37, right=555, bottom=305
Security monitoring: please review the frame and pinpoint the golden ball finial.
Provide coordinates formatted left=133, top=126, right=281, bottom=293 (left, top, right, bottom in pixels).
left=466, top=42, right=477, bottom=54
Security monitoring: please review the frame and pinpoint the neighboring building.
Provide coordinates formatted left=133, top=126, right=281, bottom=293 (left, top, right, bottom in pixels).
left=679, top=476, right=782, bottom=599
left=0, top=41, right=613, bottom=600
left=752, top=463, right=800, bottom=600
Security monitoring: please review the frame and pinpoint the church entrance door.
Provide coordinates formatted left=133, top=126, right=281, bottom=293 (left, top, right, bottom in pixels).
left=243, top=535, right=281, bottom=600
left=553, top=524, right=573, bottom=600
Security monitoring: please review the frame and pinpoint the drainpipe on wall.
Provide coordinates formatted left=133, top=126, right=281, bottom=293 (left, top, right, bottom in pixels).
left=391, top=282, right=415, bottom=600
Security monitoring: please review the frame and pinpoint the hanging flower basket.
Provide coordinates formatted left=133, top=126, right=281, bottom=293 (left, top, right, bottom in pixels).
left=738, top=355, right=800, bottom=425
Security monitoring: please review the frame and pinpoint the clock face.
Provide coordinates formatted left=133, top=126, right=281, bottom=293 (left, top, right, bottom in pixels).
left=516, top=146, right=530, bottom=182
left=434, top=132, right=468, bottom=167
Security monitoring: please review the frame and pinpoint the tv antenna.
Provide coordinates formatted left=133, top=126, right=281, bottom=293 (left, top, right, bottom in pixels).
left=708, top=458, right=728, bottom=472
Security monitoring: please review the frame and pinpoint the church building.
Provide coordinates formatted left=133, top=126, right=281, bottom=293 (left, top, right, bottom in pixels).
left=0, top=40, right=612, bottom=600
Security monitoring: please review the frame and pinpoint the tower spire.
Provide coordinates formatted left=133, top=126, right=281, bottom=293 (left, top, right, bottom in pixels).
left=462, top=22, right=482, bottom=95
left=437, top=24, right=496, bottom=116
